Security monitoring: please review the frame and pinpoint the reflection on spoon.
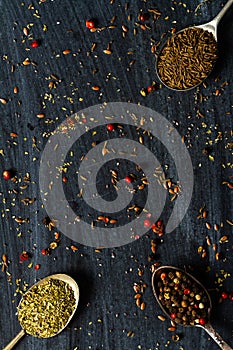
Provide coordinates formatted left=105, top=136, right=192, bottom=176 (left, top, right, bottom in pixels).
left=3, top=274, right=79, bottom=350
left=156, top=0, right=233, bottom=91
left=152, top=266, right=233, bottom=350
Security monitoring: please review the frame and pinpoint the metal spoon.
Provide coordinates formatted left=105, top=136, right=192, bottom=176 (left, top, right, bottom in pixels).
left=3, top=273, right=79, bottom=350
left=156, top=0, right=233, bottom=91
left=152, top=266, right=233, bottom=350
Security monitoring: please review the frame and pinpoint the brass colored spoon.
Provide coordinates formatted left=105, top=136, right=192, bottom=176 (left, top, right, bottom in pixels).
left=152, top=266, right=233, bottom=350
left=156, top=0, right=233, bottom=91
left=3, top=274, right=79, bottom=350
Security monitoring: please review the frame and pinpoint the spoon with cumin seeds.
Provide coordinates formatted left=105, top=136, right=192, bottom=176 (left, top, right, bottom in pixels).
left=3, top=274, right=79, bottom=350
left=156, top=0, right=233, bottom=91
left=152, top=266, right=233, bottom=350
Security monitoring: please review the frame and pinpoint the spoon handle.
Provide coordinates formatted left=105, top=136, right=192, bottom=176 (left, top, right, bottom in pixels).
left=213, top=0, right=233, bottom=26
left=3, top=329, right=25, bottom=350
left=202, top=323, right=233, bottom=350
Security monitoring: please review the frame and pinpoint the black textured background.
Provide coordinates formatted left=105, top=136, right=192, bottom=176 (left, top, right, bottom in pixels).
left=0, top=1, right=233, bottom=349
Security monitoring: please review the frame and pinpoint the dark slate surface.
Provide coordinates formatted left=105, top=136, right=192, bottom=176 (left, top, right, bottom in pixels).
left=0, top=0, right=233, bottom=349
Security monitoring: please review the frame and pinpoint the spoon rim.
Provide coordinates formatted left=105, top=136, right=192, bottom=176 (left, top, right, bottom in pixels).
left=151, top=265, right=212, bottom=327
left=155, top=26, right=218, bottom=92
left=17, top=273, right=79, bottom=338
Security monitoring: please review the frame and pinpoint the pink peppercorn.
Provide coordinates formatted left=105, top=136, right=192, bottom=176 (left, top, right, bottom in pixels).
left=221, top=292, right=228, bottom=299
left=124, top=176, right=132, bottom=183
left=41, top=248, right=50, bottom=256
left=144, top=219, right=151, bottom=228
left=30, top=40, right=39, bottom=48
left=184, top=288, right=191, bottom=295
left=139, top=13, right=150, bottom=22
left=106, top=124, right=114, bottom=131
left=199, top=318, right=206, bottom=325
left=86, top=19, right=96, bottom=29
left=3, top=170, right=12, bottom=180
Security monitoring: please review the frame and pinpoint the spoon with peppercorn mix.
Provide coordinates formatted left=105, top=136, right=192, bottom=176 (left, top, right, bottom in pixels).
left=3, top=274, right=79, bottom=350
left=152, top=266, right=233, bottom=350
left=156, top=0, right=233, bottom=91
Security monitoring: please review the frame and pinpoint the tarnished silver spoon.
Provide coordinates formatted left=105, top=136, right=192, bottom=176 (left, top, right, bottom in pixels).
left=156, top=0, right=233, bottom=91
left=152, top=266, right=233, bottom=350
left=3, top=274, right=79, bottom=350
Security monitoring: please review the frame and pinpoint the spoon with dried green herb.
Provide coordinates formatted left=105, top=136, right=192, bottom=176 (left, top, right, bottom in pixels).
left=3, top=274, right=79, bottom=350
left=156, top=0, right=233, bottom=91
left=152, top=266, right=233, bottom=350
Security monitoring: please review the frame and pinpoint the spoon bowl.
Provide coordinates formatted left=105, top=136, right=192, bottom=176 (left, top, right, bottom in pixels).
left=156, top=0, right=233, bottom=91
left=3, top=273, right=79, bottom=350
left=152, top=266, right=212, bottom=325
left=152, top=266, right=233, bottom=350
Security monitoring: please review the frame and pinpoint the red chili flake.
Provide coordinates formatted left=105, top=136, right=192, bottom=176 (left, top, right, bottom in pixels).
left=139, top=13, right=150, bottom=22
left=199, top=318, right=206, bottom=325
left=194, top=304, right=199, bottom=309
left=106, top=124, right=115, bottom=131
left=157, top=220, right=162, bottom=227
left=62, top=176, right=68, bottom=183
left=221, top=291, right=228, bottom=299
left=34, top=264, right=40, bottom=270
left=20, top=251, right=29, bottom=261
left=170, top=313, right=176, bottom=319
left=184, top=288, right=191, bottom=295
left=124, top=176, right=132, bottom=183
left=143, top=219, right=151, bottom=228
left=86, top=19, right=96, bottom=29
left=30, top=40, right=39, bottom=48
left=3, top=170, right=13, bottom=180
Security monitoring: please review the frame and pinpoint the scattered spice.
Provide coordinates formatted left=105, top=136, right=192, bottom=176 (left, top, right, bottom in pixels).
left=36, top=113, right=45, bottom=119
left=92, top=85, right=100, bottom=91
left=1, top=254, right=8, bottom=272
left=63, top=49, right=71, bottom=55
left=0, top=98, right=8, bottom=105
left=103, top=49, right=112, bottom=55
left=22, top=58, right=31, bottom=66
left=0, top=2, right=232, bottom=349
left=23, top=27, right=29, bottom=36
